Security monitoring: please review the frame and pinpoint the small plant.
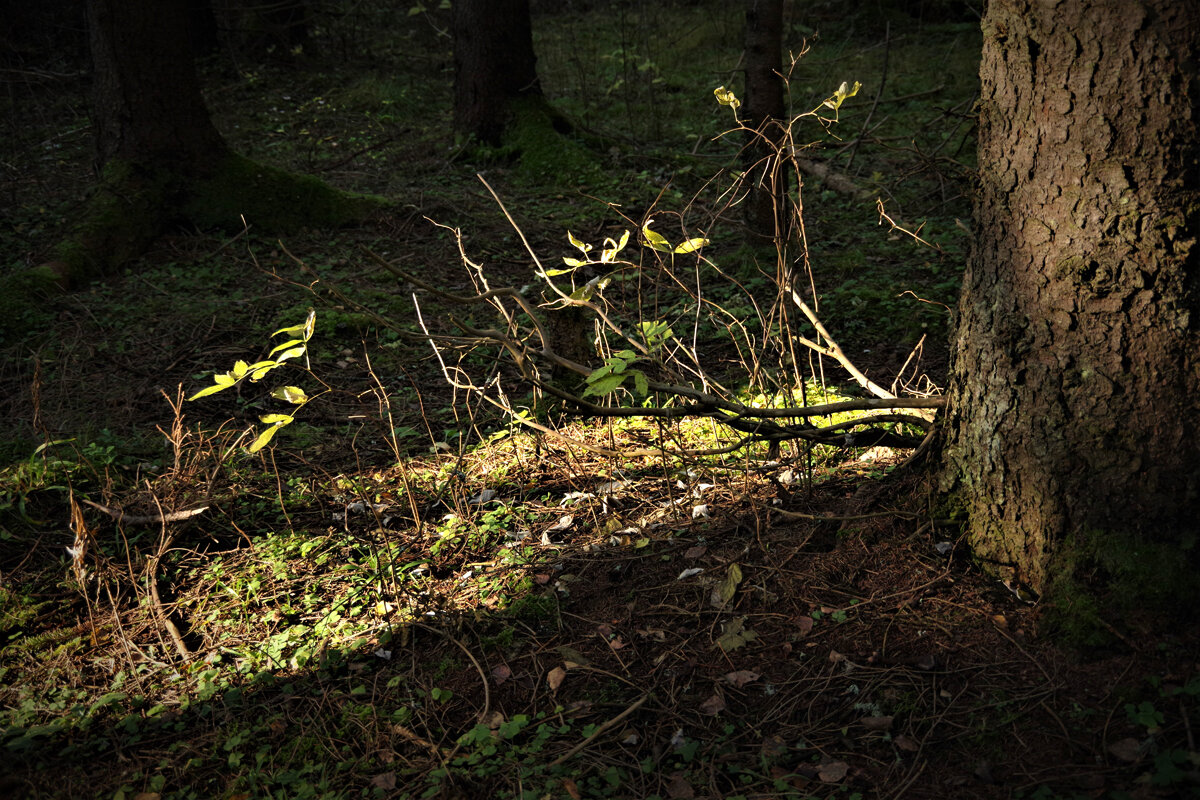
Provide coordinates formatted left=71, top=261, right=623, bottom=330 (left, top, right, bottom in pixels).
left=188, top=309, right=320, bottom=452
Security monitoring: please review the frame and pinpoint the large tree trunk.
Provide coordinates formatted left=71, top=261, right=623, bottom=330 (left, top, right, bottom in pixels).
left=941, top=0, right=1200, bottom=636
left=452, top=0, right=541, bottom=144
left=88, top=0, right=229, bottom=173
left=742, top=0, right=785, bottom=241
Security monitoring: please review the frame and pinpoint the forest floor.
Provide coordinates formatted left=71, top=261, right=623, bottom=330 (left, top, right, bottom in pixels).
left=1, top=3, right=1197, bottom=799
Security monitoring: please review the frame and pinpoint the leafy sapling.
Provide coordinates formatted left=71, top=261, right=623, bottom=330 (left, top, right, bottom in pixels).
left=187, top=309, right=319, bottom=452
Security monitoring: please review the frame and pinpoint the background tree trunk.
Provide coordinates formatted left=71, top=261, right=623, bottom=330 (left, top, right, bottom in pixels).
left=452, top=0, right=541, bottom=144
left=88, top=0, right=228, bottom=173
left=742, top=0, right=785, bottom=241
left=941, top=0, right=1200, bottom=635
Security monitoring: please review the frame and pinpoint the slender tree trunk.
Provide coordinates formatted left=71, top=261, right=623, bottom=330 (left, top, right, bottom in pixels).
left=742, top=0, right=785, bottom=240
left=452, top=0, right=541, bottom=144
left=941, top=0, right=1200, bottom=632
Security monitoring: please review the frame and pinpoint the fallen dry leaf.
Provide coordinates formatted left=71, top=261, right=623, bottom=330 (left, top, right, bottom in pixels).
left=666, top=772, right=695, bottom=798
left=370, top=772, right=396, bottom=790
left=699, top=694, right=726, bottom=715
left=894, top=734, right=920, bottom=752
left=491, top=664, right=512, bottom=684
left=562, top=777, right=581, bottom=800
left=724, top=669, right=760, bottom=688
left=684, top=545, right=707, bottom=559
left=547, top=666, right=566, bottom=692
left=818, top=760, right=849, bottom=783
left=860, top=715, right=893, bottom=731
left=1107, top=737, right=1142, bottom=762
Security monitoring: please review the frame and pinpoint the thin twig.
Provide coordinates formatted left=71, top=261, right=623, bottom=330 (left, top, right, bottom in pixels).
left=547, top=694, right=650, bottom=767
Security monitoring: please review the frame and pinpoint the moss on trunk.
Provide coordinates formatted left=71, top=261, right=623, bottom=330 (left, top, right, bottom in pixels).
left=40, top=155, right=385, bottom=289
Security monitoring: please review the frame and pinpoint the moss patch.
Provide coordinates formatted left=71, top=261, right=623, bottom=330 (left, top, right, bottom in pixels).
left=184, top=152, right=387, bottom=232
left=1042, top=526, right=1200, bottom=647
left=500, top=96, right=604, bottom=187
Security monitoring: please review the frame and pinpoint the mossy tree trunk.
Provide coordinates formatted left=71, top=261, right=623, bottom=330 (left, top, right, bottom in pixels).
left=742, top=0, right=785, bottom=241
left=452, top=0, right=541, bottom=145
left=940, top=0, right=1200, bottom=639
left=34, top=0, right=377, bottom=291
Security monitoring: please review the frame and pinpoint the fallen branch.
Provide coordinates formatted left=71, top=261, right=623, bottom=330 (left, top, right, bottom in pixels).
left=81, top=498, right=209, bottom=525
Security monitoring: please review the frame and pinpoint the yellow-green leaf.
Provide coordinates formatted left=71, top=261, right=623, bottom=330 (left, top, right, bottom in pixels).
left=601, top=229, right=630, bottom=262
left=273, top=345, right=307, bottom=363
left=270, top=338, right=304, bottom=357
left=246, top=360, right=278, bottom=381
left=273, top=309, right=316, bottom=342
left=247, top=424, right=282, bottom=453
left=259, top=413, right=294, bottom=425
left=272, top=386, right=308, bottom=404
left=551, top=262, right=582, bottom=272
left=567, top=230, right=592, bottom=253
left=641, top=225, right=671, bottom=253
left=713, top=85, right=741, bottom=110
left=711, top=563, right=743, bottom=609
left=230, top=360, right=251, bottom=379
left=674, top=237, right=710, bottom=254
left=188, top=382, right=231, bottom=401
left=823, top=80, right=862, bottom=111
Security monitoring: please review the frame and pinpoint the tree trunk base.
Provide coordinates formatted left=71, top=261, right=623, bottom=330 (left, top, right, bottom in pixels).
left=43, top=154, right=386, bottom=289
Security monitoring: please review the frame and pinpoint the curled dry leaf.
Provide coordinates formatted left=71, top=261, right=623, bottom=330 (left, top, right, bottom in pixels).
left=547, top=666, right=566, bottom=692
left=490, top=664, right=512, bottom=685
left=796, top=615, right=814, bottom=636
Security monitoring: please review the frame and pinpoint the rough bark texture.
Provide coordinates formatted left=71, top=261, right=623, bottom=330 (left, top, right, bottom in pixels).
left=743, top=0, right=786, bottom=240
left=88, top=0, right=229, bottom=173
left=452, top=0, right=541, bottom=145
left=941, top=0, right=1200, bottom=630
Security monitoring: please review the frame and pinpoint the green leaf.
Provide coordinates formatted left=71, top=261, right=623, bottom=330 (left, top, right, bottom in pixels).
left=674, top=237, right=710, bottom=254
left=632, top=370, right=649, bottom=398
left=641, top=224, right=672, bottom=252
left=583, top=373, right=626, bottom=397
left=272, top=386, right=308, bottom=404
left=588, top=363, right=615, bottom=381
left=716, top=616, right=758, bottom=651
